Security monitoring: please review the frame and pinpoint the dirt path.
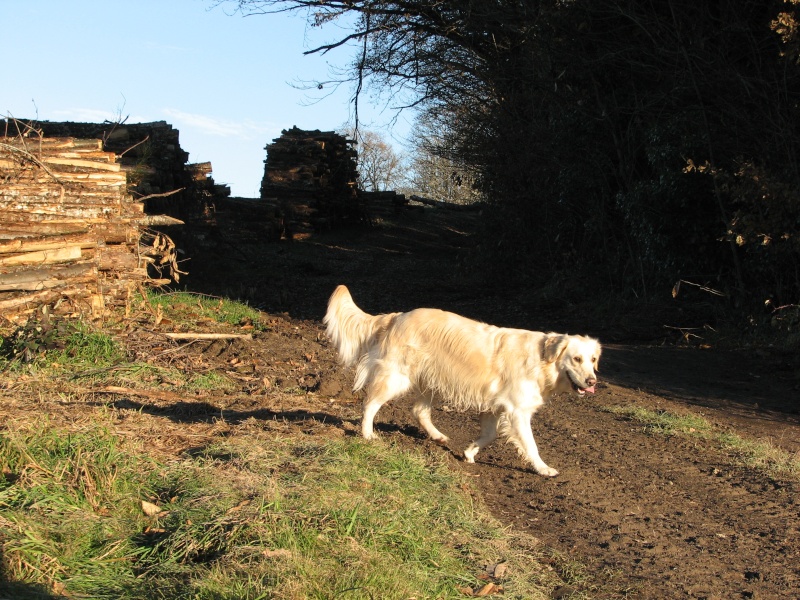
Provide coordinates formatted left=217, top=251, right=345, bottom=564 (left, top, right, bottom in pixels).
left=433, top=384, right=799, bottom=599
left=177, top=206, right=800, bottom=598
left=371, top=350, right=800, bottom=599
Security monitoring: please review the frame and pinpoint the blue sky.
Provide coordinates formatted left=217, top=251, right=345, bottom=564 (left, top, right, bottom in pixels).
left=2, top=0, right=412, bottom=197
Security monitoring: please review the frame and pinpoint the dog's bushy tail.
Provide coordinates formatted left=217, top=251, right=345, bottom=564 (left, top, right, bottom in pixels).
left=324, top=285, right=396, bottom=369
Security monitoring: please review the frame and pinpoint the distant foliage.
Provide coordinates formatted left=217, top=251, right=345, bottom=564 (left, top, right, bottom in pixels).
left=711, top=161, right=800, bottom=304
left=230, top=0, right=800, bottom=312
left=402, top=116, right=483, bottom=205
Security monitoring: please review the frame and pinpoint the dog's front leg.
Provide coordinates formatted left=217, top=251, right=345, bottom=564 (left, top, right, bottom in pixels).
left=510, top=409, right=558, bottom=477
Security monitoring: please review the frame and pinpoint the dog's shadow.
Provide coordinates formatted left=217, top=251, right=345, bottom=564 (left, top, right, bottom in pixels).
left=97, top=397, right=349, bottom=430
left=373, top=421, right=531, bottom=474
left=84, top=395, right=532, bottom=474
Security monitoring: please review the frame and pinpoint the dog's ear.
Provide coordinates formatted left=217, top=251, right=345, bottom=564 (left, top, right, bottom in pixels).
left=542, top=334, right=569, bottom=362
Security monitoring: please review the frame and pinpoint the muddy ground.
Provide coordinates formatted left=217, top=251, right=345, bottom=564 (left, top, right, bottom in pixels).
left=7, top=203, right=799, bottom=598
left=169, top=204, right=799, bottom=599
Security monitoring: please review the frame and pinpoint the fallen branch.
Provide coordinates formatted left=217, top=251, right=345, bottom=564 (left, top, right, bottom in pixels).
left=163, top=333, right=253, bottom=341
left=0, top=141, right=64, bottom=184
left=672, top=279, right=726, bottom=298
left=136, top=187, right=185, bottom=202
left=89, top=385, right=186, bottom=403
left=118, top=134, right=149, bottom=158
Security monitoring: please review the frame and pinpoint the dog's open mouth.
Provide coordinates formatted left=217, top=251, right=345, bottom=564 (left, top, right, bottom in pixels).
left=569, top=374, right=596, bottom=395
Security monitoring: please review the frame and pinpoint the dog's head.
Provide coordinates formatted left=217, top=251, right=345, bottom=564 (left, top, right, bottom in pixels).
left=543, top=334, right=602, bottom=395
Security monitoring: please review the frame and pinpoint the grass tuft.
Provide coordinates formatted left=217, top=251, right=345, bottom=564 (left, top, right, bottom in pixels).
left=144, top=290, right=267, bottom=330
left=606, top=405, right=712, bottom=436
left=606, top=404, right=800, bottom=480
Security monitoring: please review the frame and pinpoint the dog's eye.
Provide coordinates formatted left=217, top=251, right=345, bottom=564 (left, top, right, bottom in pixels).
left=574, top=356, right=582, bottom=363
left=591, top=357, right=597, bottom=363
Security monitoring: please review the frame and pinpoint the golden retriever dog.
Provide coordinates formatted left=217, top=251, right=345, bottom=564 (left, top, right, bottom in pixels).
left=323, top=285, right=601, bottom=477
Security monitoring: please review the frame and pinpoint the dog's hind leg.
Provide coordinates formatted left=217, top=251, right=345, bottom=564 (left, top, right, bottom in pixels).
left=411, top=389, right=450, bottom=445
left=361, top=370, right=411, bottom=440
left=463, top=412, right=499, bottom=463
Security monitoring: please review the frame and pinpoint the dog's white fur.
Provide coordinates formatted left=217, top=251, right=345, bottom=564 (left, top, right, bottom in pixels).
left=323, top=285, right=601, bottom=476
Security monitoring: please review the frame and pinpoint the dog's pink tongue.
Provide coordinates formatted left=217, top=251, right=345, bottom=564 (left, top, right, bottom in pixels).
left=584, top=385, right=596, bottom=394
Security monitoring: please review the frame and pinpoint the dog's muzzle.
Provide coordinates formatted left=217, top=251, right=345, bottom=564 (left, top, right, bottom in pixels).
left=570, top=374, right=597, bottom=395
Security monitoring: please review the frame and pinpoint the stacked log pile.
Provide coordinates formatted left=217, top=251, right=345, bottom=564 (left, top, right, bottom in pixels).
left=0, top=133, right=184, bottom=321
left=261, top=126, right=358, bottom=196
left=187, top=161, right=231, bottom=206
left=260, top=127, right=365, bottom=236
left=4, top=119, right=230, bottom=220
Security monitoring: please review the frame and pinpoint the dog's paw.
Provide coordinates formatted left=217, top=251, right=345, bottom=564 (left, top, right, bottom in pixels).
left=536, top=466, right=559, bottom=477
left=463, top=446, right=478, bottom=463
left=432, top=435, right=450, bottom=447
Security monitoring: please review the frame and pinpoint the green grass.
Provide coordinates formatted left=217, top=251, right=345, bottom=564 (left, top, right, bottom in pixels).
left=0, top=302, right=565, bottom=598
left=606, top=405, right=713, bottom=436
left=0, top=309, right=237, bottom=395
left=185, top=370, right=236, bottom=392
left=606, top=404, right=800, bottom=481
left=0, top=315, right=123, bottom=371
left=144, top=290, right=267, bottom=330
left=0, top=417, right=558, bottom=600
left=716, top=431, right=800, bottom=479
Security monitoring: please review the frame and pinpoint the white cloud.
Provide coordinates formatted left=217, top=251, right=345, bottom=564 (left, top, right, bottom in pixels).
left=162, top=108, right=279, bottom=140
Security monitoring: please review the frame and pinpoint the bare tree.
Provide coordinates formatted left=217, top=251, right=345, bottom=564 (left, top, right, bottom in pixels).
left=221, top=0, right=800, bottom=308
left=345, top=128, right=404, bottom=192
left=403, top=115, right=481, bottom=205
left=217, top=1, right=496, bottom=122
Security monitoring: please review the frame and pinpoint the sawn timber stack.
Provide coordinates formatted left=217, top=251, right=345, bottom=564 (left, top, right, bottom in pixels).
left=0, top=134, right=184, bottom=321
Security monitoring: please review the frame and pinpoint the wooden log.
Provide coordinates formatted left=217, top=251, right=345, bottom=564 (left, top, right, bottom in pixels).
left=0, top=203, right=143, bottom=218
left=0, top=222, right=91, bottom=239
left=29, top=172, right=126, bottom=185
left=0, top=213, right=150, bottom=225
left=0, top=179, right=126, bottom=191
left=137, top=214, right=185, bottom=226
left=0, top=160, right=126, bottom=181
left=187, top=162, right=212, bottom=180
left=0, top=234, right=101, bottom=254
left=0, top=222, right=135, bottom=243
left=0, top=289, right=62, bottom=312
left=0, top=193, right=130, bottom=207
left=0, top=137, right=102, bottom=151
left=95, top=245, right=138, bottom=271
left=0, top=246, right=82, bottom=266
left=0, top=263, right=97, bottom=291
left=42, top=158, right=121, bottom=171
left=57, top=152, right=116, bottom=163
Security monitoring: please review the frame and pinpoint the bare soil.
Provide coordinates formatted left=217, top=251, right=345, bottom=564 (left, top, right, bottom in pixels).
left=8, top=204, right=800, bottom=599
left=176, top=206, right=800, bottom=599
